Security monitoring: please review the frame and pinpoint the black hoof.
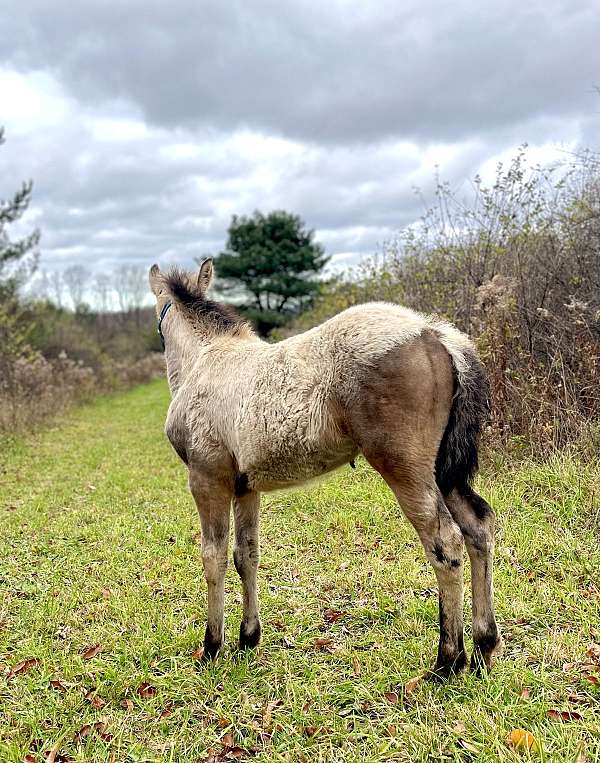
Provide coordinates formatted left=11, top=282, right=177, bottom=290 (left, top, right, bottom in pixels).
left=470, top=631, right=502, bottom=675
left=203, top=628, right=223, bottom=661
left=239, top=620, right=261, bottom=650
left=427, top=649, right=468, bottom=681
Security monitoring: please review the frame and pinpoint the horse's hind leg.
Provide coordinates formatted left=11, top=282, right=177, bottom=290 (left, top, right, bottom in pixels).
left=233, top=491, right=261, bottom=649
left=445, top=487, right=501, bottom=673
left=372, top=460, right=467, bottom=678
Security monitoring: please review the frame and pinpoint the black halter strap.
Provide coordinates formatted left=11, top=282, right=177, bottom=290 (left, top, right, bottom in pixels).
left=157, top=301, right=172, bottom=350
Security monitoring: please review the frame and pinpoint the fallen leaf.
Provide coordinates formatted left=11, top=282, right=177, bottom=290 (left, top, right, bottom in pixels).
left=583, top=674, right=599, bottom=686
left=192, top=646, right=205, bottom=660
left=49, top=679, right=68, bottom=692
left=586, top=644, right=600, bottom=661
left=84, top=690, right=105, bottom=709
left=313, top=637, right=335, bottom=653
left=452, top=721, right=466, bottom=734
left=352, top=655, right=361, bottom=676
left=225, top=747, right=244, bottom=759
left=75, top=724, right=93, bottom=741
left=519, top=687, right=531, bottom=700
left=160, top=704, right=174, bottom=719
left=384, top=691, right=399, bottom=704
left=547, top=709, right=583, bottom=721
left=9, top=657, right=41, bottom=678
left=386, top=725, right=397, bottom=736
left=506, top=729, right=537, bottom=752
left=323, top=609, right=347, bottom=623
left=137, top=682, right=157, bottom=698
left=262, top=699, right=283, bottom=730
left=81, top=644, right=102, bottom=660
left=303, top=726, right=319, bottom=737
left=23, top=756, right=37, bottom=763
left=404, top=675, right=421, bottom=695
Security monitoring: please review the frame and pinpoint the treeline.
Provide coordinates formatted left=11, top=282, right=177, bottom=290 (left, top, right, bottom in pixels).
left=286, top=148, right=600, bottom=451
left=0, top=129, right=162, bottom=438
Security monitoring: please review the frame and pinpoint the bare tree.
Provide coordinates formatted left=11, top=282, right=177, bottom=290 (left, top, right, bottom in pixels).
left=113, top=264, right=148, bottom=312
left=49, top=270, right=65, bottom=308
left=62, top=265, right=90, bottom=310
left=93, top=272, right=113, bottom=312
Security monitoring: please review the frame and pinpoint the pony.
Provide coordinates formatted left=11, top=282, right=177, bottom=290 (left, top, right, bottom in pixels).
left=149, top=259, right=501, bottom=677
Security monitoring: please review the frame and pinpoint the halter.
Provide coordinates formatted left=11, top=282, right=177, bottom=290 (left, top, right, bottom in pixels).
left=157, top=301, right=172, bottom=350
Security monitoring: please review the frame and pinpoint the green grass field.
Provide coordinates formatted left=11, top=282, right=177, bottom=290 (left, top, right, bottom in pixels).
left=1, top=379, right=599, bottom=763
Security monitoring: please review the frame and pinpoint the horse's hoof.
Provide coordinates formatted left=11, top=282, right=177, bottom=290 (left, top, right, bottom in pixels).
left=203, top=630, right=223, bottom=661
left=239, top=620, right=261, bottom=650
left=427, top=649, right=468, bottom=681
left=470, top=633, right=503, bottom=675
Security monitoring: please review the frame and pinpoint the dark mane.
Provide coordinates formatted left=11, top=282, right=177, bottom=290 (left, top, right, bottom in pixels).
left=163, top=267, right=248, bottom=335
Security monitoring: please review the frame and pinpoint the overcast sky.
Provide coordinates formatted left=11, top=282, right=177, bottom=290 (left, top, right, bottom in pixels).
left=1, top=0, right=599, bottom=277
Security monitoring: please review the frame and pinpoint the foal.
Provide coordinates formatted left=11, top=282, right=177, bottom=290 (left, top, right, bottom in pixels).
left=149, top=260, right=501, bottom=677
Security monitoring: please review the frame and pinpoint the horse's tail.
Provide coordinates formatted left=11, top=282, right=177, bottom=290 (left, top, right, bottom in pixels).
left=433, top=329, right=491, bottom=497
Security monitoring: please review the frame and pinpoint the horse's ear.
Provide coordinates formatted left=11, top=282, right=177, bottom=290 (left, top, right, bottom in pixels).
left=197, top=258, right=214, bottom=291
left=149, top=263, right=162, bottom=295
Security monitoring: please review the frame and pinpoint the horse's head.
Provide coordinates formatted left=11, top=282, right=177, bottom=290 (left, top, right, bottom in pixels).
left=148, top=258, right=214, bottom=317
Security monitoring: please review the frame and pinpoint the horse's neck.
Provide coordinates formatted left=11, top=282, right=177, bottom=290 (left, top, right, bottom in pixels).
left=163, top=319, right=200, bottom=396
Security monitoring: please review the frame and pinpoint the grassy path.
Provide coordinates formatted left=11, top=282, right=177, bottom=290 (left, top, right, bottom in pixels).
left=0, top=380, right=599, bottom=762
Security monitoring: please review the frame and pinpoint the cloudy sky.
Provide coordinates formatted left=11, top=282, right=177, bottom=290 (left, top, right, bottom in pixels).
left=1, top=0, right=599, bottom=278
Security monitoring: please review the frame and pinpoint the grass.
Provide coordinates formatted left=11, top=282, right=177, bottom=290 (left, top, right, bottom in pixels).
left=0, top=379, right=599, bottom=763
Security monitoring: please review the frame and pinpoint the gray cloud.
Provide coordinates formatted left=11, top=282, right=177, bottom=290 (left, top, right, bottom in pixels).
left=0, top=0, right=598, bottom=276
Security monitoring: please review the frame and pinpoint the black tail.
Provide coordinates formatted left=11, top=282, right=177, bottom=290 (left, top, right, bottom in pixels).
left=435, top=348, right=490, bottom=497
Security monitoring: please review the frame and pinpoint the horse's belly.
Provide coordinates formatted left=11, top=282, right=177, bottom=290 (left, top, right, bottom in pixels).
left=242, top=439, right=358, bottom=492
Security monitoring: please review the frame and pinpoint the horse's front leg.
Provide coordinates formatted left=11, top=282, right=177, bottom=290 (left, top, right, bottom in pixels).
left=233, top=490, right=261, bottom=649
left=188, top=468, right=232, bottom=659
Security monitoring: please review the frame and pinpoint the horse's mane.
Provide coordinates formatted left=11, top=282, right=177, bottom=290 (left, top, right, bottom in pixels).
left=163, top=267, right=249, bottom=336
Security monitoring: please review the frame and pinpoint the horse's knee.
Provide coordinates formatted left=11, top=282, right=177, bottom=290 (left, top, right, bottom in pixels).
left=202, top=542, right=227, bottom=583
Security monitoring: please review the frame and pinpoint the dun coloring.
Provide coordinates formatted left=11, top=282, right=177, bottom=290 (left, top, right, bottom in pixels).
left=149, top=259, right=501, bottom=677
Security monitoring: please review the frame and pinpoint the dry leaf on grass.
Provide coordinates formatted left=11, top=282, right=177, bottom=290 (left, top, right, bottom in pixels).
left=583, top=674, right=599, bottom=686
left=586, top=643, right=600, bottom=661
left=84, top=690, right=106, bottom=709
left=136, top=682, right=157, bottom=698
left=519, top=687, right=531, bottom=700
left=352, top=655, right=361, bottom=676
left=383, top=691, right=399, bottom=704
left=49, top=679, right=69, bottom=692
left=9, top=657, right=40, bottom=678
left=192, top=646, right=205, bottom=660
left=262, top=699, right=283, bottom=730
left=404, top=675, right=422, bottom=695
left=121, top=698, right=134, bottom=711
left=322, top=609, right=347, bottom=623
left=313, top=637, right=335, bottom=653
left=547, top=709, right=583, bottom=721
left=303, top=726, right=320, bottom=737
left=506, top=728, right=538, bottom=752
left=159, top=704, right=174, bottom=719
left=81, top=644, right=102, bottom=660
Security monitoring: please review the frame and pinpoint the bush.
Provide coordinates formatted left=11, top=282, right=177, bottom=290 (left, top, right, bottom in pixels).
left=289, top=148, right=600, bottom=452
left=0, top=351, right=164, bottom=434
